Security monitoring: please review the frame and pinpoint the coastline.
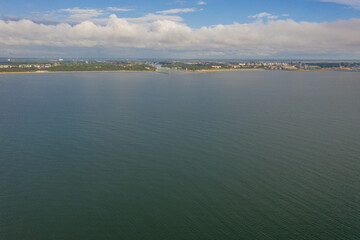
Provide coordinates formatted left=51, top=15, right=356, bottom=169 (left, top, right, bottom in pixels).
left=0, top=70, right=157, bottom=74
left=0, top=69, right=357, bottom=74
left=195, top=68, right=265, bottom=73
left=0, top=69, right=265, bottom=74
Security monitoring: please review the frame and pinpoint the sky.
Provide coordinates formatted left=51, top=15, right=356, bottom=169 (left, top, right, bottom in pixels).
left=1, top=0, right=360, bottom=59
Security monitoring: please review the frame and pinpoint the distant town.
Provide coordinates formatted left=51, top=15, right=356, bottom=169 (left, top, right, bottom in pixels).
left=0, top=59, right=360, bottom=73
left=0, top=59, right=156, bottom=73
left=158, top=60, right=360, bottom=72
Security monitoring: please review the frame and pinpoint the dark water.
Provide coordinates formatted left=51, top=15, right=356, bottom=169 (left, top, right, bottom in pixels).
left=0, top=71, right=359, bottom=239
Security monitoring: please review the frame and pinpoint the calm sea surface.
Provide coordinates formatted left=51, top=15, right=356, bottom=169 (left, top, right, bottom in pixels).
left=0, top=71, right=359, bottom=239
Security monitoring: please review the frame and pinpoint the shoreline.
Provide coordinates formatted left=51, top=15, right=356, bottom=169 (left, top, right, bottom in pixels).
left=195, top=69, right=265, bottom=73
left=0, top=69, right=358, bottom=74
left=0, top=70, right=157, bottom=74
left=0, top=69, right=265, bottom=74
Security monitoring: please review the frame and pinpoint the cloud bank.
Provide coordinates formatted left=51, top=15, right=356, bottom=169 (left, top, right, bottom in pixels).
left=1, top=14, right=360, bottom=57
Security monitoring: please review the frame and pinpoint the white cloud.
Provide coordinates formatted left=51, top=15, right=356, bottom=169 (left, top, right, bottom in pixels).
left=198, top=1, right=207, bottom=5
left=107, top=7, right=134, bottom=12
left=1, top=15, right=360, bottom=57
left=13, top=7, right=185, bottom=25
left=59, top=8, right=105, bottom=20
left=320, top=0, right=360, bottom=9
left=126, top=14, right=184, bottom=23
left=249, top=12, right=278, bottom=20
left=202, top=51, right=225, bottom=56
left=157, top=8, right=196, bottom=15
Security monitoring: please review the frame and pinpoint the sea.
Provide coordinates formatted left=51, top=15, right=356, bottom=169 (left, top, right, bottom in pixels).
left=0, top=70, right=359, bottom=239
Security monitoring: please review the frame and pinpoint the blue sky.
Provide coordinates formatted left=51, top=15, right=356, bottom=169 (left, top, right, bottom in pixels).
left=1, top=0, right=360, bottom=58
left=2, top=0, right=360, bottom=25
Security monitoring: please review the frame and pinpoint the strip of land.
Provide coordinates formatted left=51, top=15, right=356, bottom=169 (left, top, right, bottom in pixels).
left=1, top=59, right=359, bottom=73
left=0, top=60, right=156, bottom=73
left=159, top=60, right=360, bottom=72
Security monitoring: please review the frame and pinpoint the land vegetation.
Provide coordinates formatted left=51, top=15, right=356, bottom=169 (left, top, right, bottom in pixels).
left=1, top=59, right=359, bottom=73
left=0, top=59, right=156, bottom=73
left=159, top=61, right=360, bottom=72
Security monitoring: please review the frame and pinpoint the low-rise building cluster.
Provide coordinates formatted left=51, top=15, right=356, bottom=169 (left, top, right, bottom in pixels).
left=0, top=64, right=52, bottom=69
left=1, top=59, right=359, bottom=72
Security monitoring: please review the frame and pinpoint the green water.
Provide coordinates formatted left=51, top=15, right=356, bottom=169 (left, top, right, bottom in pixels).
left=0, top=71, right=359, bottom=239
